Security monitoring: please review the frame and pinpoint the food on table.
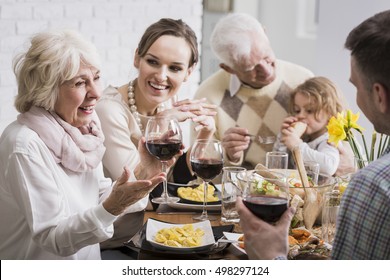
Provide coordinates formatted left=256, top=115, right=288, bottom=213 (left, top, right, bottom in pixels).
left=154, top=224, right=205, bottom=247
left=231, top=227, right=330, bottom=259
left=248, top=174, right=282, bottom=197
left=238, top=234, right=245, bottom=249
left=288, top=175, right=314, bottom=188
left=336, top=177, right=350, bottom=195
left=288, top=227, right=332, bottom=259
left=290, top=228, right=312, bottom=244
left=290, top=194, right=304, bottom=227
left=291, top=121, right=307, bottom=138
left=177, top=183, right=219, bottom=202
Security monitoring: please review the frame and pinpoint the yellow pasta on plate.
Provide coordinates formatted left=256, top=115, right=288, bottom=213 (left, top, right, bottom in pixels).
left=146, top=219, right=215, bottom=251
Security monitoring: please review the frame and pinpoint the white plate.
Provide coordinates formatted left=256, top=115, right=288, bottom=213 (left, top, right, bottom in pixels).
left=167, top=201, right=221, bottom=211
left=146, top=219, right=215, bottom=252
left=223, top=232, right=246, bottom=254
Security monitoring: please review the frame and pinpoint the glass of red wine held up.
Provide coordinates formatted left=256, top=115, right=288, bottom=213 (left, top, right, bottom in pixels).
left=145, top=116, right=182, bottom=204
left=190, top=139, right=223, bottom=221
left=242, top=169, right=289, bottom=223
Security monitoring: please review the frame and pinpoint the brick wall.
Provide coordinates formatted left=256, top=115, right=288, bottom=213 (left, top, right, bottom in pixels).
left=0, top=0, right=203, bottom=146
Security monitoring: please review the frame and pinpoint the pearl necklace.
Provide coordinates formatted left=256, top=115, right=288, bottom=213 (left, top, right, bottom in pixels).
left=127, top=80, right=165, bottom=134
left=127, top=80, right=144, bottom=133
left=127, top=79, right=165, bottom=134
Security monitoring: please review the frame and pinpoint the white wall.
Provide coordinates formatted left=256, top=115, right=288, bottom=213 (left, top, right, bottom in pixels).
left=257, top=0, right=317, bottom=72
left=0, top=0, right=203, bottom=147
left=316, top=0, right=390, bottom=143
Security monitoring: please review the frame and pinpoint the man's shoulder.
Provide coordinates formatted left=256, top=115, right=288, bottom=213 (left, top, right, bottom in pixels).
left=276, top=59, right=314, bottom=76
left=195, top=69, right=230, bottom=99
left=352, top=154, right=390, bottom=187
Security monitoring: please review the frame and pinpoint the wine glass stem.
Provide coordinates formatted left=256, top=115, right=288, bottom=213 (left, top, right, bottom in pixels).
left=161, top=161, right=169, bottom=200
left=201, top=180, right=208, bottom=218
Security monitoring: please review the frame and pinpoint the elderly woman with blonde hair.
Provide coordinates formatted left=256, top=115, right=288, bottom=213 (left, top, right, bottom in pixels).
left=0, top=30, right=178, bottom=259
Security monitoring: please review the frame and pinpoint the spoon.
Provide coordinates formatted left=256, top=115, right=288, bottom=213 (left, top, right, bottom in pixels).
left=245, top=134, right=276, bottom=144
left=291, top=147, right=320, bottom=230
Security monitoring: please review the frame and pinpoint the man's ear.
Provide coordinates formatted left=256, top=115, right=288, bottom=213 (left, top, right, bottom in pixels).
left=373, top=82, right=389, bottom=113
left=220, top=63, right=235, bottom=75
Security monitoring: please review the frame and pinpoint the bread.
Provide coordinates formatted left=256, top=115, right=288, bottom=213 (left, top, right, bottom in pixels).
left=291, top=121, right=307, bottom=138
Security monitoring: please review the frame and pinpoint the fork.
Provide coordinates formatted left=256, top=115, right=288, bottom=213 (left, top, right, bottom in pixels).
left=245, top=134, right=276, bottom=144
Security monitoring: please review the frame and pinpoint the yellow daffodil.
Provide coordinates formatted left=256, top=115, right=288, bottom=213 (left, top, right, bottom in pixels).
left=327, top=116, right=346, bottom=147
left=336, top=112, right=348, bottom=127
left=327, top=110, right=389, bottom=169
left=346, top=110, right=364, bottom=133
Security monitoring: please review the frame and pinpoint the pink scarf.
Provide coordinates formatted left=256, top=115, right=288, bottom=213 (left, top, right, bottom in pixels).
left=18, top=106, right=105, bottom=172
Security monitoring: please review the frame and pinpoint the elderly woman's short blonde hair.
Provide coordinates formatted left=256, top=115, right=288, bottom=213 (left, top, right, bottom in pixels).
left=13, top=30, right=101, bottom=113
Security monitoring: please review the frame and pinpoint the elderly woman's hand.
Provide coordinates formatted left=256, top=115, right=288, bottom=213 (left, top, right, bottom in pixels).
left=103, top=167, right=165, bottom=216
left=135, top=137, right=184, bottom=180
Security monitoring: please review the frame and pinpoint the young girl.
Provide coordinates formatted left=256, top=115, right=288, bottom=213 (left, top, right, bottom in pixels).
left=273, top=76, right=347, bottom=176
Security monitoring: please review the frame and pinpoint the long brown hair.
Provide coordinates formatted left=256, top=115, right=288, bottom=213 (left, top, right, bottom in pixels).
left=137, top=18, right=198, bottom=67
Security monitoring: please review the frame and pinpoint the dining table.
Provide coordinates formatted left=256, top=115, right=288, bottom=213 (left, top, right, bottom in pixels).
left=123, top=170, right=336, bottom=260
left=125, top=203, right=248, bottom=260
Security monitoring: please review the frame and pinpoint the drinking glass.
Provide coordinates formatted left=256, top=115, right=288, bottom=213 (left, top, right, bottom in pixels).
left=304, top=161, right=320, bottom=185
left=321, top=190, right=341, bottom=244
left=355, top=156, right=370, bottom=170
left=145, top=116, right=182, bottom=204
left=190, top=139, right=223, bottom=221
left=242, top=169, right=289, bottom=223
left=221, top=167, right=246, bottom=223
left=265, top=151, right=288, bottom=174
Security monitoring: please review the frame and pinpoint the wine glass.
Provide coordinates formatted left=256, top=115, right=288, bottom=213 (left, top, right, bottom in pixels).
left=190, top=139, right=224, bottom=221
left=145, top=116, right=182, bottom=204
left=242, top=169, right=289, bottom=223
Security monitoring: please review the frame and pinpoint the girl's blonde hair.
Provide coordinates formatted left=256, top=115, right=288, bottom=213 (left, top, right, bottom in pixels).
left=289, top=76, right=345, bottom=120
left=13, top=30, right=101, bottom=113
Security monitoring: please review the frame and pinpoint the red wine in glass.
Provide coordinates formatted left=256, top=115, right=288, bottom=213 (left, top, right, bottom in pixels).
left=190, top=139, right=223, bottom=221
left=146, top=139, right=182, bottom=161
left=243, top=195, right=288, bottom=223
left=190, top=158, right=223, bottom=181
left=145, top=116, right=182, bottom=204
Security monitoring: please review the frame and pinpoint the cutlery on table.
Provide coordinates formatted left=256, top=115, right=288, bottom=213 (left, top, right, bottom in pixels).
left=245, top=134, right=276, bottom=144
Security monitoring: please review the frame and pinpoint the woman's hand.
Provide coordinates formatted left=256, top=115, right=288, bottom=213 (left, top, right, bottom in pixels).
left=103, top=167, right=165, bottom=216
left=135, top=137, right=184, bottom=180
left=158, top=98, right=217, bottom=125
